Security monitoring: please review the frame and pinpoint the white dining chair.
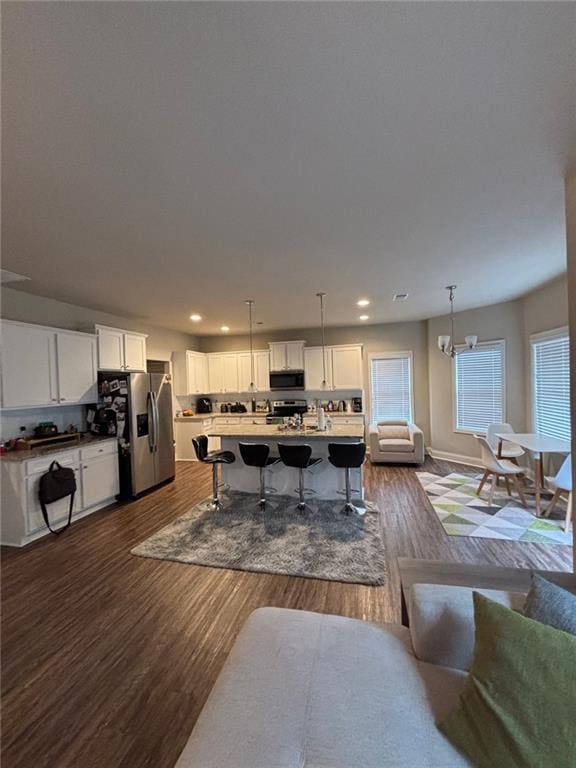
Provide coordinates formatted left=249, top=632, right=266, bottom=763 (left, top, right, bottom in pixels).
left=544, top=456, right=572, bottom=532
left=474, top=435, right=527, bottom=507
left=486, top=423, right=525, bottom=462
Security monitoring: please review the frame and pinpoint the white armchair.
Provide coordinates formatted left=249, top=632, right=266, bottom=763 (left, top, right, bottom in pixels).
left=369, top=420, right=425, bottom=464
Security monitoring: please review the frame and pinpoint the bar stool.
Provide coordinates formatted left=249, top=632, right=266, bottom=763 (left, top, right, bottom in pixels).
left=328, top=442, right=366, bottom=515
left=192, top=435, right=235, bottom=509
left=278, top=443, right=322, bottom=511
left=239, top=443, right=280, bottom=509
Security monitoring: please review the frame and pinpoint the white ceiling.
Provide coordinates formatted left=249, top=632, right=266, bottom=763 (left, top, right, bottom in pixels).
left=3, top=2, right=575, bottom=335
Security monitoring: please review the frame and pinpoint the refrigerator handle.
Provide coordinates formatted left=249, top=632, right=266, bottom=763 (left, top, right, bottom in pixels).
left=147, top=391, right=156, bottom=453
left=151, top=390, right=160, bottom=452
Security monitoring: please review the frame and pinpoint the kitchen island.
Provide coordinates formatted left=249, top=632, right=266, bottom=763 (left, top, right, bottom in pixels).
left=207, top=424, right=365, bottom=500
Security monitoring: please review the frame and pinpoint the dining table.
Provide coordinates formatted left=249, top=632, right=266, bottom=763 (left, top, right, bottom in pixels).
left=494, top=432, right=571, bottom=516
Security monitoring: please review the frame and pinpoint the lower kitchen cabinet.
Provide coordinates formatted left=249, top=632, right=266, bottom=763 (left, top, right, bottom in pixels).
left=0, top=439, right=119, bottom=547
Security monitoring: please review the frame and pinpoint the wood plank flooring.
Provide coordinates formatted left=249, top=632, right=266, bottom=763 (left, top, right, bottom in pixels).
left=1, top=458, right=572, bottom=768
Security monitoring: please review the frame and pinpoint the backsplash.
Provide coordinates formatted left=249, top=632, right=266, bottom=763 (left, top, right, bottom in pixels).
left=176, top=390, right=362, bottom=414
left=0, top=405, right=87, bottom=441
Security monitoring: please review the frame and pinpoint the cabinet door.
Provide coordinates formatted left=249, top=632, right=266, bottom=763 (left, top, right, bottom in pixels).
left=222, top=355, right=239, bottom=392
left=254, top=351, right=270, bottom=392
left=1, top=323, right=57, bottom=407
left=185, top=352, right=197, bottom=394
left=81, top=454, right=119, bottom=509
left=269, top=343, right=287, bottom=371
left=57, top=333, right=98, bottom=404
left=331, top=346, right=363, bottom=389
left=208, top=355, right=225, bottom=393
left=237, top=353, right=252, bottom=392
left=285, top=342, right=304, bottom=370
left=196, top=354, right=209, bottom=394
left=123, top=334, right=147, bottom=372
left=304, top=347, right=333, bottom=391
left=98, top=328, right=124, bottom=371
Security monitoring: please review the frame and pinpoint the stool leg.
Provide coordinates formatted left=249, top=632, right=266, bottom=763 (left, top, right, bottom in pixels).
left=344, top=467, right=354, bottom=515
left=259, top=466, right=266, bottom=509
left=212, top=463, right=220, bottom=508
left=298, top=468, right=305, bottom=511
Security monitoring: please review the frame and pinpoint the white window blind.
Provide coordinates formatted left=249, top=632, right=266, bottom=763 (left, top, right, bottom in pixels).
left=531, top=329, right=571, bottom=441
left=454, top=341, right=504, bottom=433
left=370, top=354, right=413, bottom=422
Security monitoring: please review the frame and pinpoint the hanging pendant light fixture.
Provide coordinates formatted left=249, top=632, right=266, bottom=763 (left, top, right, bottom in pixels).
left=316, top=292, right=329, bottom=390
left=437, top=285, right=478, bottom=358
left=245, top=299, right=257, bottom=392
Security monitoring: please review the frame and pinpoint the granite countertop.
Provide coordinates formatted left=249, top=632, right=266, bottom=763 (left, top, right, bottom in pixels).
left=175, top=412, right=365, bottom=421
left=0, top=434, right=116, bottom=462
left=207, top=425, right=365, bottom=439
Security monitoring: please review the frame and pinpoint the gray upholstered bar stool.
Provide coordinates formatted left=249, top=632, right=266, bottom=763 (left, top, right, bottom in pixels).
left=238, top=443, right=280, bottom=509
left=328, top=442, right=366, bottom=515
left=278, top=443, right=322, bottom=511
left=192, top=435, right=235, bottom=509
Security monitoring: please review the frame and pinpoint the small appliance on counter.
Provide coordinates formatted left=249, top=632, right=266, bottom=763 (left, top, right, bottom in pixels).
left=351, top=397, right=363, bottom=413
left=196, top=397, right=212, bottom=414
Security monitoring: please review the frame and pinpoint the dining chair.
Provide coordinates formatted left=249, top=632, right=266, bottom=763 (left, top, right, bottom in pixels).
left=486, top=423, right=525, bottom=463
left=543, top=456, right=572, bottom=532
left=474, top=435, right=527, bottom=507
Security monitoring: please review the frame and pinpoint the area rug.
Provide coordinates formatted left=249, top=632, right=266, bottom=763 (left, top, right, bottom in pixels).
left=131, top=492, right=386, bottom=585
left=416, top=471, right=572, bottom=545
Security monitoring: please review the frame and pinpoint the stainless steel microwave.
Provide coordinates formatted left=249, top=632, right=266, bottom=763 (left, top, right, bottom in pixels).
left=269, top=370, right=305, bottom=391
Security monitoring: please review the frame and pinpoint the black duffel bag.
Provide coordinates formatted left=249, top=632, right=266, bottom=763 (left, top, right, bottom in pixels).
left=38, top=460, right=77, bottom=535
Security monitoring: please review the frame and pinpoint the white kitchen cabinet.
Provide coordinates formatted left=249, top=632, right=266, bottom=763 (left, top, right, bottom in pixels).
left=331, top=346, right=363, bottom=389
left=237, top=353, right=253, bottom=393
left=237, top=351, right=270, bottom=393
left=269, top=341, right=305, bottom=371
left=81, top=453, right=120, bottom=508
left=96, top=325, right=147, bottom=372
left=174, top=417, right=213, bottom=460
left=1, top=321, right=58, bottom=407
left=1, top=439, right=119, bottom=546
left=173, top=351, right=209, bottom=395
left=304, top=345, right=363, bottom=391
left=207, top=354, right=239, bottom=393
left=1, top=321, right=98, bottom=408
left=304, top=347, right=334, bottom=390
left=56, top=332, right=98, bottom=404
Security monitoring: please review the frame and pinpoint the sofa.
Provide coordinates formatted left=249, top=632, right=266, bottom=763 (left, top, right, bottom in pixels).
left=369, top=419, right=425, bottom=464
left=175, top=583, right=526, bottom=767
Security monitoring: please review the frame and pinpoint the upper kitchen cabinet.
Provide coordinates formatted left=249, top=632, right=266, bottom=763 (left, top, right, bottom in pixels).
left=96, top=325, right=147, bottom=372
left=304, top=345, right=363, bottom=390
left=269, top=341, right=305, bottom=371
left=237, top=350, right=270, bottom=392
left=331, top=346, right=363, bottom=389
left=172, top=350, right=208, bottom=396
left=1, top=320, right=97, bottom=408
left=208, top=354, right=239, bottom=394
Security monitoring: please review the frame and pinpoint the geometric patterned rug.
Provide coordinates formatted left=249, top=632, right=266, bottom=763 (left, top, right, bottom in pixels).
left=416, top=471, right=572, bottom=546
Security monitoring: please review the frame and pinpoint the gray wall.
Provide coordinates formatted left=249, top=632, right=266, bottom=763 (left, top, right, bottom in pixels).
left=1, top=287, right=197, bottom=361
left=198, top=322, right=431, bottom=441
left=565, top=175, right=575, bottom=570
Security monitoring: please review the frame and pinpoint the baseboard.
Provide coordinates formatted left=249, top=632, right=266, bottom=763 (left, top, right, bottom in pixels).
left=426, top=447, right=484, bottom=469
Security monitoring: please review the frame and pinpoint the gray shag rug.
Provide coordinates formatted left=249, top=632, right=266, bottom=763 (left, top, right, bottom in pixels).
left=131, top=492, right=386, bottom=585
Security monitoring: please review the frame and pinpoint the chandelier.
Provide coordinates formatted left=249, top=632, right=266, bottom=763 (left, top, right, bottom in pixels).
left=437, top=285, right=478, bottom=358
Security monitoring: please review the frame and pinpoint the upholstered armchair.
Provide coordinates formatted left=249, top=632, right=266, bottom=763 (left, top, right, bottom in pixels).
left=369, top=419, right=425, bottom=464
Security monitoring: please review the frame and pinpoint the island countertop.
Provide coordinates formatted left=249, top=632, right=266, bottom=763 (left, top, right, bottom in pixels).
left=207, top=425, right=364, bottom=439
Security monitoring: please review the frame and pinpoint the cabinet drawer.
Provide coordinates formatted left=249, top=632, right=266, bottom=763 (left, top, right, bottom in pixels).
left=25, top=451, right=79, bottom=477
left=26, top=465, right=80, bottom=534
left=212, top=417, right=241, bottom=425
left=80, top=441, right=117, bottom=461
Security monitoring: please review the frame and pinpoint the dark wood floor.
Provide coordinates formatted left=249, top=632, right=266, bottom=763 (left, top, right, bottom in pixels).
left=1, top=458, right=572, bottom=768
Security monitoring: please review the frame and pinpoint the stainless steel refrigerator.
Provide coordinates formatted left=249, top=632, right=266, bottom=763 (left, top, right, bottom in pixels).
left=95, top=372, right=175, bottom=498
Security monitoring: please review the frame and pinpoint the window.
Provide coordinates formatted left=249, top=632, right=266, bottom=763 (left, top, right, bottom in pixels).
left=454, top=341, right=505, bottom=433
left=531, top=327, right=571, bottom=441
left=370, top=352, right=413, bottom=422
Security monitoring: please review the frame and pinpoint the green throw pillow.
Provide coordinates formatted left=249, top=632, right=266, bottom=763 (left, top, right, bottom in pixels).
left=439, top=592, right=576, bottom=768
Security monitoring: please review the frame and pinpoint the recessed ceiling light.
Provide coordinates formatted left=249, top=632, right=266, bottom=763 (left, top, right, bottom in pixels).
left=189, top=313, right=203, bottom=322
left=220, top=325, right=230, bottom=332
left=393, top=293, right=409, bottom=301
left=359, top=315, right=370, bottom=321
left=357, top=298, right=370, bottom=307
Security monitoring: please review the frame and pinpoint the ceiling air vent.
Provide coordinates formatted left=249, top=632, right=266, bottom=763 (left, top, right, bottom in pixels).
left=1, top=269, right=31, bottom=285
left=393, top=293, right=409, bottom=301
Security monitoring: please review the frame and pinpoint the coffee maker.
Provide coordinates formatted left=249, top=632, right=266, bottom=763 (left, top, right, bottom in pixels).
left=196, top=397, right=212, bottom=414
left=351, top=397, right=363, bottom=413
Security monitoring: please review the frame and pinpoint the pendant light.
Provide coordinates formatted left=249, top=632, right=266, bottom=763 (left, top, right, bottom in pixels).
left=316, top=292, right=329, bottom=390
left=245, top=299, right=257, bottom=392
left=437, top=285, right=478, bottom=358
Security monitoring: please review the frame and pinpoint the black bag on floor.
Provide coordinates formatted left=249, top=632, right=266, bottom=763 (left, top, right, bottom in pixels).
left=38, top=461, right=77, bottom=535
